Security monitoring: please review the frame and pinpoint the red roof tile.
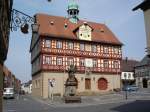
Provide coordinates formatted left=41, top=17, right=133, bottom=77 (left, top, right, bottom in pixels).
left=35, top=13, right=122, bottom=45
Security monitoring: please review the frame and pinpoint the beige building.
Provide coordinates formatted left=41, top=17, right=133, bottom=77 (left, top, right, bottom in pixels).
left=30, top=1, right=122, bottom=99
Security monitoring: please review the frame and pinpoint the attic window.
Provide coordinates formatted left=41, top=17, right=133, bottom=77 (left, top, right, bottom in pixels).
left=100, top=28, right=104, bottom=33
left=50, top=21, right=54, bottom=25
left=64, top=23, right=68, bottom=28
left=83, top=21, right=87, bottom=25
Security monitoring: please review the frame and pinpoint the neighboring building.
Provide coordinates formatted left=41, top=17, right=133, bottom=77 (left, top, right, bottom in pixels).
left=30, top=1, right=122, bottom=98
left=135, top=55, right=150, bottom=88
left=21, top=80, right=32, bottom=94
left=14, top=78, right=21, bottom=93
left=121, top=58, right=139, bottom=87
left=3, top=66, right=11, bottom=88
left=133, top=0, right=150, bottom=56
left=3, top=65, right=21, bottom=93
left=0, top=0, right=13, bottom=110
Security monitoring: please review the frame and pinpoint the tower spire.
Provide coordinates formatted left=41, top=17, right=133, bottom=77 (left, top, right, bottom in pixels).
left=67, top=0, right=79, bottom=23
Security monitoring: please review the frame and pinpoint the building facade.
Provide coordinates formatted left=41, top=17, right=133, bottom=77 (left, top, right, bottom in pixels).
left=135, top=55, right=150, bottom=88
left=0, top=0, right=13, bottom=110
left=121, top=59, right=139, bottom=87
left=3, top=66, right=21, bottom=93
left=21, top=80, right=32, bottom=94
left=133, top=0, right=150, bottom=56
left=31, top=1, right=122, bottom=98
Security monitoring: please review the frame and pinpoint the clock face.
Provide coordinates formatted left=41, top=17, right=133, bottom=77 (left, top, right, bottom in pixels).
left=79, top=25, right=92, bottom=41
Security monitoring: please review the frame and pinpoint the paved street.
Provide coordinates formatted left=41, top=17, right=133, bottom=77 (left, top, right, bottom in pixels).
left=3, top=89, right=150, bottom=112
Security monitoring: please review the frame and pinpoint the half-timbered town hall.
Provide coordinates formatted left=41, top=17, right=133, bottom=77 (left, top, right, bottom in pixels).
left=30, top=1, right=122, bottom=98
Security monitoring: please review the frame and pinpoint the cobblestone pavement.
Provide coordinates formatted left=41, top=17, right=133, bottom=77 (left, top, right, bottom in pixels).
left=31, top=89, right=150, bottom=108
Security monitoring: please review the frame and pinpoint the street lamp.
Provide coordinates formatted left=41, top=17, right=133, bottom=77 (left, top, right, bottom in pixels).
left=124, top=73, right=128, bottom=100
left=32, top=23, right=40, bottom=33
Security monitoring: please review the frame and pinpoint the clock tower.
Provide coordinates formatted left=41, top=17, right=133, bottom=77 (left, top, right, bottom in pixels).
left=67, top=0, right=79, bottom=23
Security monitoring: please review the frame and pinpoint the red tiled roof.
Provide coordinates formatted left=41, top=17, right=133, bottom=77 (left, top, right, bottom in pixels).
left=121, top=59, right=139, bottom=72
left=35, top=13, right=122, bottom=45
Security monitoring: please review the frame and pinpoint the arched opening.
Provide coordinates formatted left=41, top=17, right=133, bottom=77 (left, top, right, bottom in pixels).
left=98, top=78, right=108, bottom=90
left=143, top=78, right=148, bottom=88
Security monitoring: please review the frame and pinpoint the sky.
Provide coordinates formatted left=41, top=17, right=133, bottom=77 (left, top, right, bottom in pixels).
left=5, top=0, right=146, bottom=83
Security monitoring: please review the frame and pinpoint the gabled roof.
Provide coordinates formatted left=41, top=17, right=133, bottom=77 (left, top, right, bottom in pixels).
left=135, top=55, right=150, bottom=67
left=121, top=59, right=139, bottom=72
left=35, top=13, right=122, bottom=45
left=73, top=23, right=94, bottom=33
left=133, top=0, right=150, bottom=11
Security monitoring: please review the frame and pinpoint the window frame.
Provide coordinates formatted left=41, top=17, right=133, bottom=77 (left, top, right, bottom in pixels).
left=67, top=58, right=74, bottom=66
left=80, top=58, right=85, bottom=66
left=56, top=57, right=63, bottom=65
left=67, top=41, right=74, bottom=49
left=45, top=39, right=51, bottom=48
left=91, top=44, right=97, bottom=53
left=56, top=40, right=63, bottom=49
left=93, top=59, right=98, bottom=67
left=80, top=43, right=85, bottom=51
left=103, top=60, right=109, bottom=68
left=104, top=47, right=109, bottom=54
left=45, top=56, right=51, bottom=65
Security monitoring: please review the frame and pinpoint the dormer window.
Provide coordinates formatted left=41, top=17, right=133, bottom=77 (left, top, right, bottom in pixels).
left=100, top=28, right=104, bottom=32
left=64, top=23, right=68, bottom=28
left=78, top=24, right=92, bottom=41
left=50, top=21, right=54, bottom=25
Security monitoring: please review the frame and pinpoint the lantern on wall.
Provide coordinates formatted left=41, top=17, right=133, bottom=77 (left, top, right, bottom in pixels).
left=20, top=23, right=29, bottom=34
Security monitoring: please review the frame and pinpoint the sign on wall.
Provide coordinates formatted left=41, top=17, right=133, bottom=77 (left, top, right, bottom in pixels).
left=48, top=78, right=55, bottom=87
left=85, top=58, right=93, bottom=67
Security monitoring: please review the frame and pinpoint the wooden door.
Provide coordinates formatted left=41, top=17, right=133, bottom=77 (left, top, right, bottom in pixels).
left=98, top=78, right=107, bottom=90
left=85, top=78, right=91, bottom=90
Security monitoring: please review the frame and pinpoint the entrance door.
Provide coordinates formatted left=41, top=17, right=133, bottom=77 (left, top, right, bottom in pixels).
left=98, top=78, right=108, bottom=90
left=85, top=78, right=91, bottom=90
left=143, top=78, right=148, bottom=88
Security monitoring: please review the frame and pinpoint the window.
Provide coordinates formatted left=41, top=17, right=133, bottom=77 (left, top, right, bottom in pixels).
left=67, top=58, right=74, bottom=66
left=128, top=73, right=131, bottom=79
left=80, top=43, right=85, bottom=51
left=103, top=60, right=109, bottom=68
left=80, top=59, right=85, bottom=66
left=113, top=61, right=119, bottom=68
left=104, top=47, right=109, bottom=54
left=56, top=40, right=62, bottom=49
left=93, top=59, right=97, bottom=67
left=91, top=45, right=97, bottom=52
left=45, top=56, right=51, bottom=65
left=114, top=47, right=119, bottom=54
left=57, top=57, right=62, bottom=65
left=45, top=39, right=51, bottom=48
left=124, top=73, right=127, bottom=79
left=67, top=41, right=73, bottom=49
